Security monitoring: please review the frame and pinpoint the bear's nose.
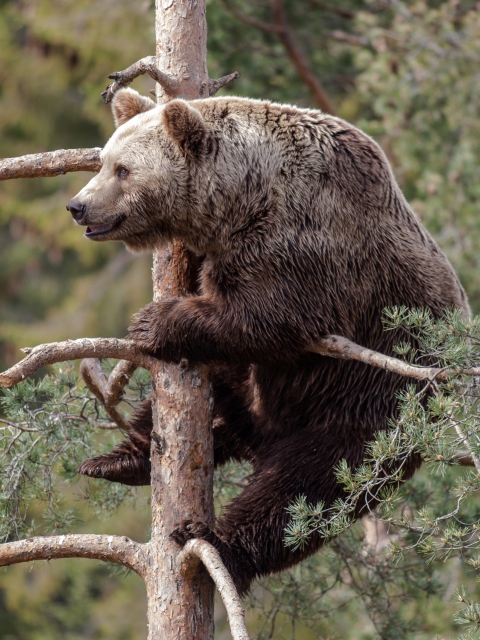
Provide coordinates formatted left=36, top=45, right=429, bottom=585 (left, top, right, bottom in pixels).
left=66, top=199, right=86, bottom=222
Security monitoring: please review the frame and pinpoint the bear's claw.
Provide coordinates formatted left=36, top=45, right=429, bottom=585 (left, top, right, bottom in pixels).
left=170, top=520, right=213, bottom=546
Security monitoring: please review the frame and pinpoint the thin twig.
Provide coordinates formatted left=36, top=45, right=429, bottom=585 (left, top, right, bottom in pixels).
left=178, top=539, right=250, bottom=640
left=0, top=534, right=148, bottom=577
left=0, top=148, right=101, bottom=181
left=103, top=55, right=239, bottom=103
left=102, top=56, right=180, bottom=103
left=0, top=338, right=155, bottom=389
left=326, top=30, right=369, bottom=47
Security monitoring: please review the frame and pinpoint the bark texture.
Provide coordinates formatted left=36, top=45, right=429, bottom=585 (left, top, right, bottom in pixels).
left=0, top=535, right=148, bottom=576
left=0, top=148, right=101, bottom=180
left=0, top=338, right=154, bottom=389
left=178, top=540, right=250, bottom=640
left=144, top=2, right=216, bottom=638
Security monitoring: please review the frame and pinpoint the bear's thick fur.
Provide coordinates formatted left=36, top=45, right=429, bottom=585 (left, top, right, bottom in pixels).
left=67, top=89, right=469, bottom=595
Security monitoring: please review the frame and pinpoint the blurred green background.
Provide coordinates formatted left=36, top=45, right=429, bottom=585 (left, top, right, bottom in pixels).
left=1, top=0, right=480, bottom=637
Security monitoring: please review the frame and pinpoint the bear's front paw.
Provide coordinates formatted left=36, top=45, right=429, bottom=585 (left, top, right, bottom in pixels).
left=128, top=299, right=179, bottom=357
left=128, top=301, right=162, bottom=354
left=170, top=520, right=214, bottom=546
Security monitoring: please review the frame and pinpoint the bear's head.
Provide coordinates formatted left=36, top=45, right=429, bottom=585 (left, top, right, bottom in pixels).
left=66, top=88, right=214, bottom=252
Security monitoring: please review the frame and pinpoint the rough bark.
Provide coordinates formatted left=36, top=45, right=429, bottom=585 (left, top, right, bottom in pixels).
left=0, top=338, right=154, bottom=389
left=144, top=2, right=216, bottom=639
left=0, top=148, right=101, bottom=180
left=0, top=535, right=148, bottom=576
left=178, top=540, right=250, bottom=640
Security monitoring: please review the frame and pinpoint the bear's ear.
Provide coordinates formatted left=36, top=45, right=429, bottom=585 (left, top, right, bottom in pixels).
left=111, top=88, right=156, bottom=127
left=162, top=100, right=210, bottom=159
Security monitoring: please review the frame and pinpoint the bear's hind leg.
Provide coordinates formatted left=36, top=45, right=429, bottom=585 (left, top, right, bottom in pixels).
left=171, top=430, right=345, bottom=596
left=78, top=400, right=152, bottom=486
left=79, top=364, right=256, bottom=485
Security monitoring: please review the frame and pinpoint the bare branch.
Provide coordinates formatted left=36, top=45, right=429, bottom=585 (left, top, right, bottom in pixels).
left=178, top=539, right=250, bottom=640
left=102, top=56, right=180, bottom=103
left=207, top=71, right=240, bottom=96
left=310, top=335, right=480, bottom=382
left=0, top=148, right=101, bottom=181
left=0, top=534, right=148, bottom=577
left=0, top=338, right=155, bottom=389
left=327, top=30, right=370, bottom=47
left=80, top=358, right=132, bottom=431
left=271, top=0, right=336, bottom=114
left=105, top=359, right=138, bottom=403
left=4, top=331, right=480, bottom=392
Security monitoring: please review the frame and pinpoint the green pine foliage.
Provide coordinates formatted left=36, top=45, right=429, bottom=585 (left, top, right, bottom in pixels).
left=285, top=309, right=480, bottom=638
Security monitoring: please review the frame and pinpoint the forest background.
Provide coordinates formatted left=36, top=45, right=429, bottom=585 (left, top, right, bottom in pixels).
left=1, top=0, right=480, bottom=638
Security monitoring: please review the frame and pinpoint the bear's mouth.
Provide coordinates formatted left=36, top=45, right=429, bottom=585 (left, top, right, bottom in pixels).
left=84, top=216, right=124, bottom=239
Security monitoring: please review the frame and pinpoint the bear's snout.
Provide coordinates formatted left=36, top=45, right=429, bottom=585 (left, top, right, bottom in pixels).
left=66, top=198, right=86, bottom=222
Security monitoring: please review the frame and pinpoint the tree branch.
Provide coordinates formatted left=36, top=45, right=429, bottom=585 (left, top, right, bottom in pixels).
left=102, top=56, right=239, bottom=103
left=310, top=334, right=480, bottom=382
left=220, top=0, right=335, bottom=113
left=0, top=534, right=148, bottom=577
left=80, top=358, right=136, bottom=431
left=271, top=0, right=335, bottom=114
left=0, top=148, right=101, bottom=181
left=453, top=423, right=480, bottom=473
left=207, top=71, right=240, bottom=96
left=178, top=539, right=250, bottom=640
left=3, top=333, right=480, bottom=392
left=102, top=56, right=180, bottom=103
left=326, top=30, right=370, bottom=47
left=0, top=338, right=155, bottom=389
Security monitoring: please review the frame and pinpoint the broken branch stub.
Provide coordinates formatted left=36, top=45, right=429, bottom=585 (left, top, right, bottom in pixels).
left=102, top=56, right=180, bottom=103
left=101, top=55, right=239, bottom=103
left=207, top=71, right=240, bottom=97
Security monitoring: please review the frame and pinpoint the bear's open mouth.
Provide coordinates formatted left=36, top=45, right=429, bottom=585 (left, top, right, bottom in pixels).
left=84, top=216, right=123, bottom=239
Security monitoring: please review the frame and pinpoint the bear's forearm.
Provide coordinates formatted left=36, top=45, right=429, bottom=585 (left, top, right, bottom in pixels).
left=128, top=297, right=303, bottom=364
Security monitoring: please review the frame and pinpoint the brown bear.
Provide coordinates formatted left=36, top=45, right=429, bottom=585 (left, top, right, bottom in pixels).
left=66, top=88, right=469, bottom=596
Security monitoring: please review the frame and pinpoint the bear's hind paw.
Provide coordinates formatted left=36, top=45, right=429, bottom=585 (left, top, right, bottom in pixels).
left=170, top=520, right=214, bottom=546
left=78, top=451, right=150, bottom=486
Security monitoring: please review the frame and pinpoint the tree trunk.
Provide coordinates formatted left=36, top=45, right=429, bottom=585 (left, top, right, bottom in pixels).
left=146, top=2, right=215, bottom=639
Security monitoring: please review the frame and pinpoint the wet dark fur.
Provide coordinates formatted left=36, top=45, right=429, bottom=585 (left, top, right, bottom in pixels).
left=75, top=92, right=469, bottom=596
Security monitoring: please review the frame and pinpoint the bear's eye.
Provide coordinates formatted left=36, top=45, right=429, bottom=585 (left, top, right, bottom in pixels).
left=115, top=166, right=130, bottom=179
